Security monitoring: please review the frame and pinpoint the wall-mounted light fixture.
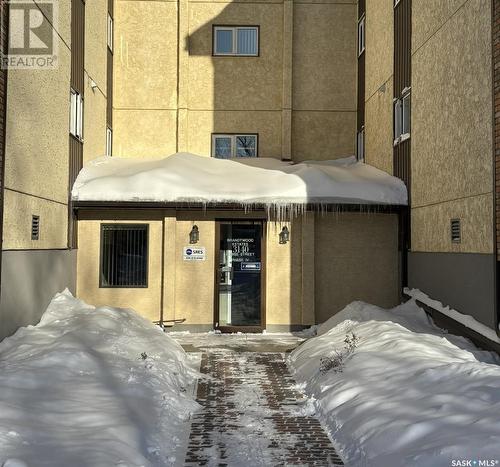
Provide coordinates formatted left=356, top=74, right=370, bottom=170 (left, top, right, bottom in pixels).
left=279, top=226, right=289, bottom=244
left=189, top=225, right=199, bottom=244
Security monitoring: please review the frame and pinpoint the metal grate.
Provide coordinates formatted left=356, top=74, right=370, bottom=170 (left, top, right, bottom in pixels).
left=100, top=224, right=148, bottom=288
left=31, top=215, right=40, bottom=241
left=451, top=219, right=461, bottom=243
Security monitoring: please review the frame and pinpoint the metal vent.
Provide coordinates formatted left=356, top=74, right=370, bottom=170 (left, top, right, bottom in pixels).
left=31, top=215, right=40, bottom=241
left=451, top=219, right=461, bottom=243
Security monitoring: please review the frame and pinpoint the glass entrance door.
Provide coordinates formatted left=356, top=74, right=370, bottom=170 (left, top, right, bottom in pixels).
left=217, top=223, right=263, bottom=329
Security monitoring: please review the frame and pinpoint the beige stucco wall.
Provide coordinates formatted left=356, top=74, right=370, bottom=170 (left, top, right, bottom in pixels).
left=76, top=210, right=400, bottom=327
left=77, top=213, right=164, bottom=322
left=411, top=194, right=493, bottom=254
left=171, top=218, right=216, bottom=325
left=113, top=0, right=357, bottom=160
left=363, top=0, right=394, bottom=174
left=113, top=0, right=178, bottom=158
left=3, top=14, right=71, bottom=250
left=83, top=0, right=109, bottom=162
left=314, top=213, right=400, bottom=324
left=411, top=0, right=494, bottom=253
left=4, top=0, right=109, bottom=249
left=365, top=77, right=394, bottom=174
left=266, top=219, right=302, bottom=326
left=3, top=191, right=68, bottom=250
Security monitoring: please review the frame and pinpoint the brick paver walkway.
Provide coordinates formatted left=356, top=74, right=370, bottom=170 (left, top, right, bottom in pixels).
left=184, top=351, right=343, bottom=466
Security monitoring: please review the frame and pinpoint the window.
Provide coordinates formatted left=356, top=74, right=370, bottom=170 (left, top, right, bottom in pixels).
left=402, top=92, right=411, bottom=136
left=107, top=13, right=113, bottom=52
left=393, top=89, right=410, bottom=145
left=70, top=89, right=84, bottom=140
left=213, top=26, right=259, bottom=56
left=356, top=127, right=365, bottom=162
left=358, top=16, right=365, bottom=56
left=100, top=224, right=149, bottom=288
left=212, top=134, right=258, bottom=158
left=106, top=127, right=112, bottom=156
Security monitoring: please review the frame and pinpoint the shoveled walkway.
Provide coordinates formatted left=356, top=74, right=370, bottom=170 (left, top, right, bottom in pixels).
left=171, top=333, right=344, bottom=466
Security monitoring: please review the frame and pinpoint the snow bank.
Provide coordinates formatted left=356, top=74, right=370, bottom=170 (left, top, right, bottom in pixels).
left=405, top=287, right=500, bottom=344
left=289, top=300, right=500, bottom=467
left=71, top=153, right=407, bottom=212
left=0, top=291, right=200, bottom=467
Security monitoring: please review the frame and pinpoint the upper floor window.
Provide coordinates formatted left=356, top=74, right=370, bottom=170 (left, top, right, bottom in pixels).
left=107, top=13, right=114, bottom=52
left=70, top=88, right=84, bottom=141
left=358, top=16, right=365, bottom=56
left=212, top=134, right=258, bottom=158
left=213, top=26, right=259, bottom=56
left=394, top=88, right=411, bottom=145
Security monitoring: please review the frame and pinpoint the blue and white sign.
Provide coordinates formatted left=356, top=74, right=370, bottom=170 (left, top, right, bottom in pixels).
left=183, top=246, right=206, bottom=261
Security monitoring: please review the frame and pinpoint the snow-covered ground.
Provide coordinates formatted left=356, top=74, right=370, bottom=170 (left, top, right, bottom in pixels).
left=288, top=300, right=500, bottom=467
left=0, top=291, right=200, bottom=467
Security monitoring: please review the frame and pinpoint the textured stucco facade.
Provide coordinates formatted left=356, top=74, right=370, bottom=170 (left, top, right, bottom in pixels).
left=113, top=0, right=358, bottom=160
left=76, top=211, right=399, bottom=330
left=408, top=0, right=496, bottom=330
left=411, top=0, right=493, bottom=253
left=0, top=0, right=109, bottom=340
left=363, top=0, right=394, bottom=174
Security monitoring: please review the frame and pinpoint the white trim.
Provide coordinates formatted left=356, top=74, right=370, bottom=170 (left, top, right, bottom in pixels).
left=213, top=26, right=259, bottom=56
left=402, top=86, right=411, bottom=96
left=70, top=89, right=84, bottom=141
left=107, top=13, right=113, bottom=52
left=394, top=0, right=402, bottom=7
left=358, top=16, right=365, bottom=57
left=106, top=127, right=113, bottom=156
left=400, top=133, right=410, bottom=142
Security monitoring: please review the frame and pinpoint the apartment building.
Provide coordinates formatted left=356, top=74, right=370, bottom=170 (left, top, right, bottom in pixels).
left=72, top=0, right=406, bottom=332
left=1, top=0, right=498, bottom=343
left=0, top=0, right=111, bottom=340
left=359, top=0, right=499, bottom=345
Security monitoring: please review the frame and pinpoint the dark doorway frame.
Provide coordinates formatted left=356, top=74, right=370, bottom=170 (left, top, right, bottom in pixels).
left=214, top=219, right=266, bottom=333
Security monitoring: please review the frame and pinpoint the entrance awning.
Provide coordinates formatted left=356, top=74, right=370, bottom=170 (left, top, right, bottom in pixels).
left=71, top=152, right=407, bottom=211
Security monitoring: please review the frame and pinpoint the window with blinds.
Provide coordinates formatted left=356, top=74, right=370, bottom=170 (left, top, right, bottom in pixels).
left=213, top=26, right=259, bottom=56
left=100, top=224, right=148, bottom=288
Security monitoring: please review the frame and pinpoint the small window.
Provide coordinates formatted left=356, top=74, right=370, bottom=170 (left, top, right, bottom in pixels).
left=212, top=134, right=258, bottom=158
left=214, top=26, right=259, bottom=56
left=70, top=89, right=84, bottom=140
left=451, top=219, right=461, bottom=243
left=402, top=92, right=411, bottom=136
left=106, top=127, right=112, bottom=156
left=31, top=215, right=40, bottom=241
left=100, top=224, right=148, bottom=288
left=394, top=90, right=411, bottom=145
left=357, top=127, right=365, bottom=162
left=107, top=13, right=113, bottom=52
left=358, top=16, right=365, bottom=56
left=394, top=98, right=402, bottom=144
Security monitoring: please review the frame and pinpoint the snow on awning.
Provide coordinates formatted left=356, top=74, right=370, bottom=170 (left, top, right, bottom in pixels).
left=71, top=152, right=408, bottom=212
